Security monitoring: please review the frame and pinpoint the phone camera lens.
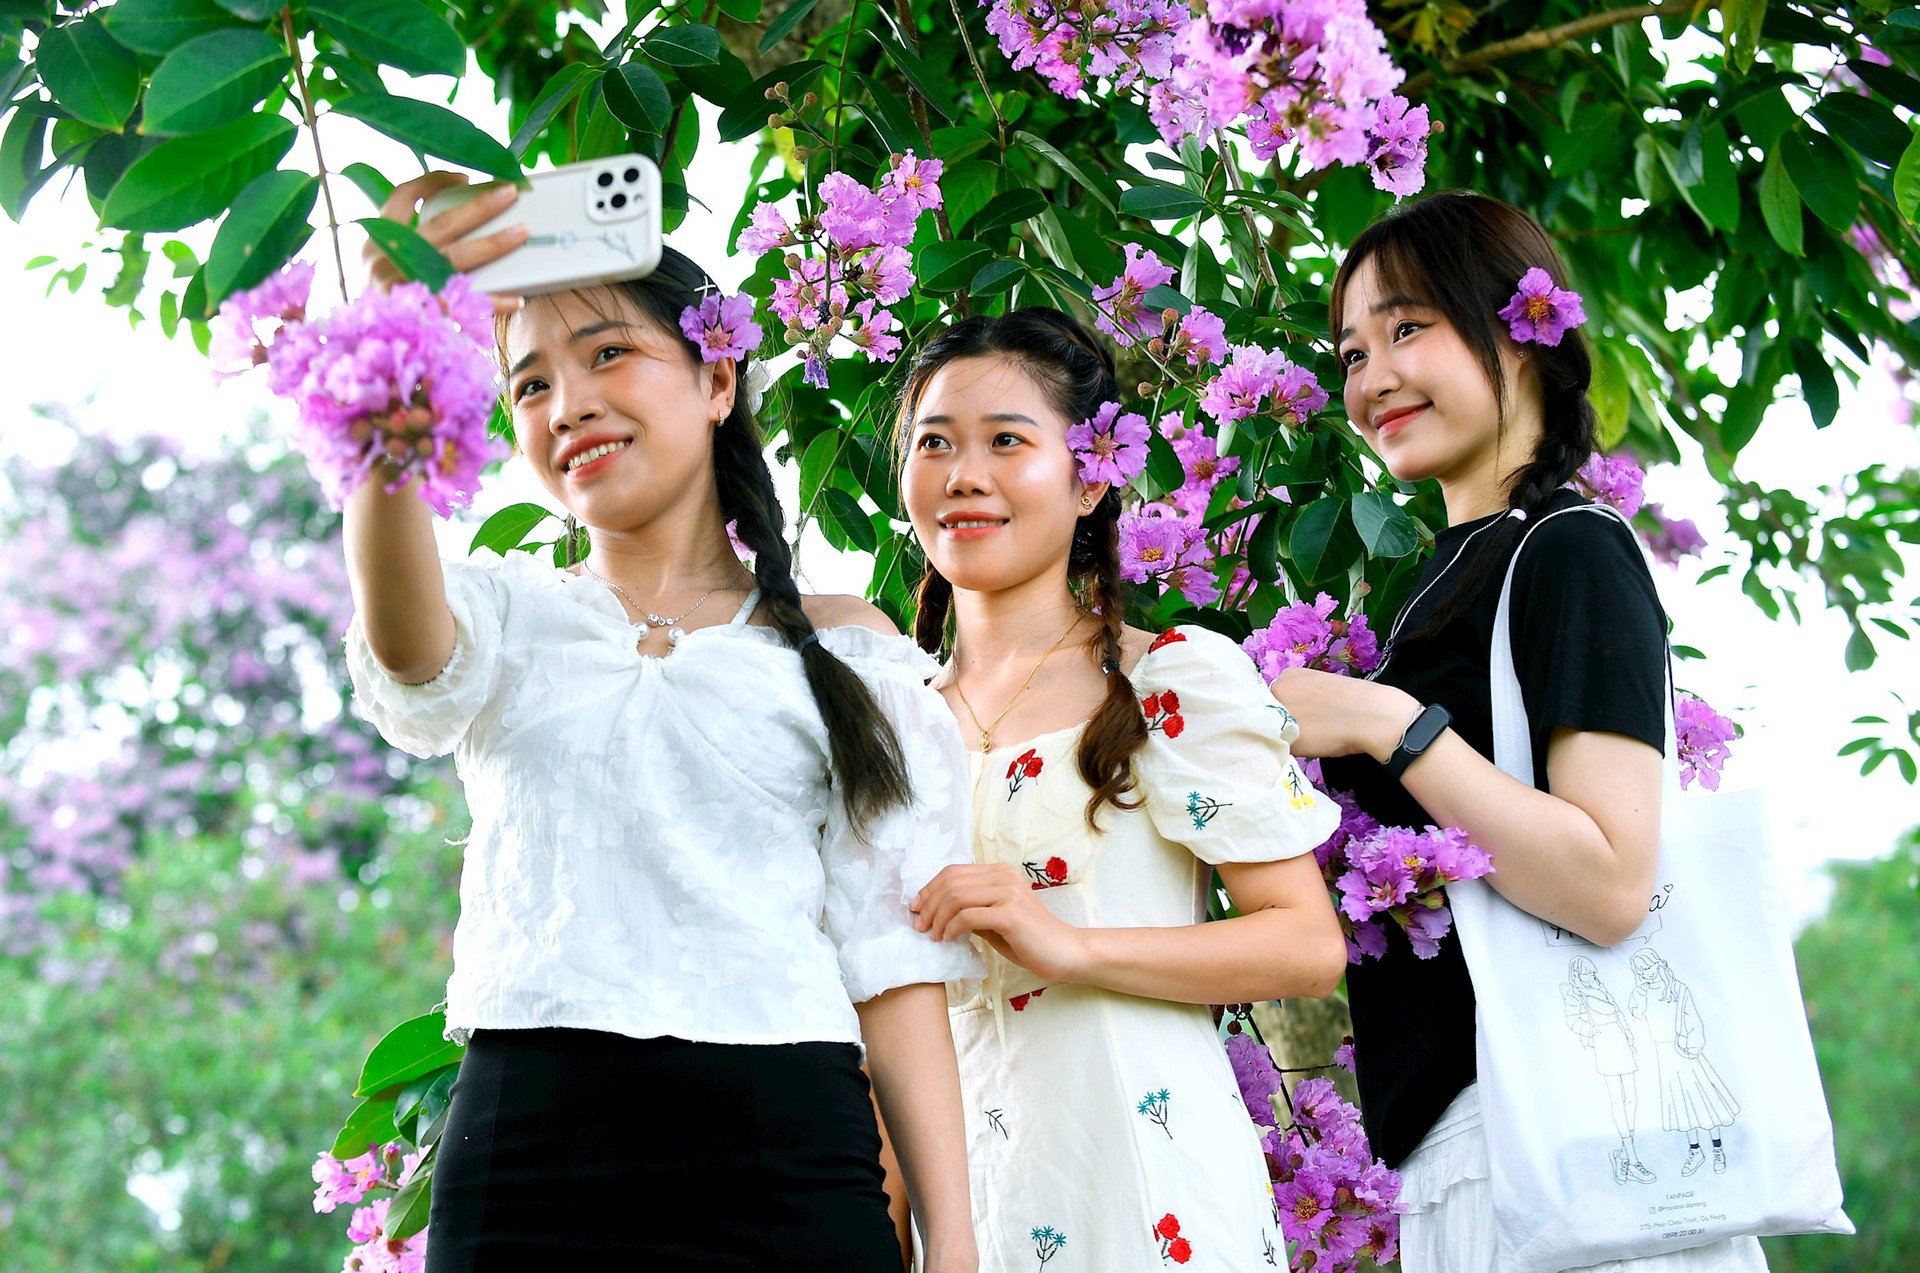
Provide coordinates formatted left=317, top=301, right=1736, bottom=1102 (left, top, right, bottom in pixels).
left=623, top=167, right=640, bottom=183
left=596, top=200, right=606, bottom=209
left=597, top=172, right=614, bottom=188
left=611, top=193, right=628, bottom=209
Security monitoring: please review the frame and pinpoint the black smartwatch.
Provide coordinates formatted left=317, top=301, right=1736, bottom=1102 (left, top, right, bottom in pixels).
left=1383, top=703, right=1452, bottom=780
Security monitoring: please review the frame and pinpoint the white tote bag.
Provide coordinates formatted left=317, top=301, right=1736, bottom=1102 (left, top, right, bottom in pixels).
left=1445, top=503, right=1851, bottom=1272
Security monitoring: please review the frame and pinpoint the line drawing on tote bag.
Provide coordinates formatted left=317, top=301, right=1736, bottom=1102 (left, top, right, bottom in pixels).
left=1628, top=948, right=1742, bottom=1178
left=1560, top=956, right=1658, bottom=1185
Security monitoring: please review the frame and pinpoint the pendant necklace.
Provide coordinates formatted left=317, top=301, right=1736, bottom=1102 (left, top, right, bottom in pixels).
left=948, top=614, right=1083, bottom=752
left=582, top=563, right=726, bottom=651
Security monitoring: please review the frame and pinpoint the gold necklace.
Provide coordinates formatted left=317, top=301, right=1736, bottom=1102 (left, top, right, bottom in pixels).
left=949, top=615, right=1083, bottom=753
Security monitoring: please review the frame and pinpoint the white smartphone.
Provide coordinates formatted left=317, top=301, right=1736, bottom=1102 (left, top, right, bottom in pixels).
left=420, top=154, right=664, bottom=296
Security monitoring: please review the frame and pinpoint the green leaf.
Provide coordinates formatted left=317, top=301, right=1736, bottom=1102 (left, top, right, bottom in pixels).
left=331, top=1097, right=401, bottom=1160
left=871, top=24, right=955, bottom=122
left=1757, top=147, right=1804, bottom=256
left=1790, top=337, right=1839, bottom=428
left=101, top=113, right=296, bottom=233
left=355, top=1012, right=463, bottom=1098
left=386, top=1147, right=434, bottom=1241
left=1723, top=0, right=1765, bottom=74
left=331, top=94, right=521, bottom=182
left=1349, top=490, right=1418, bottom=558
left=1844, top=625, right=1875, bottom=672
left=393, top=1065, right=457, bottom=1133
left=508, top=61, right=598, bottom=159
left=604, top=61, right=672, bottom=134
left=1119, top=184, right=1207, bottom=221
left=1288, top=497, right=1344, bottom=579
left=340, top=161, right=393, bottom=207
left=204, top=168, right=316, bottom=304
left=1850, top=59, right=1920, bottom=112
left=1693, top=131, right=1740, bottom=233
left=0, top=111, right=49, bottom=223
left=798, top=429, right=841, bottom=507
left=1813, top=92, right=1910, bottom=168
left=965, top=188, right=1047, bottom=238
left=719, top=0, right=762, bottom=19
left=141, top=29, right=290, bottom=137
left=643, top=23, right=721, bottom=67
left=356, top=216, right=455, bottom=289
left=1245, top=504, right=1282, bottom=584
left=821, top=488, right=878, bottom=553
left=307, top=0, right=466, bottom=79
left=970, top=257, right=1025, bottom=297
left=469, top=502, right=555, bottom=556
left=1897, top=127, right=1920, bottom=225
left=1016, top=130, right=1118, bottom=213
left=1045, top=206, right=1123, bottom=282
left=1781, top=128, right=1859, bottom=231
left=35, top=18, right=140, bottom=132
left=917, top=239, right=993, bottom=292
left=759, top=0, right=823, bottom=54
left=104, top=0, right=238, bottom=57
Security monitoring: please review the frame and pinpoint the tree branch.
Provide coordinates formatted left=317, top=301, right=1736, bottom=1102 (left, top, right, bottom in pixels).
left=1399, top=3, right=1664, bottom=97
left=281, top=6, right=348, bottom=301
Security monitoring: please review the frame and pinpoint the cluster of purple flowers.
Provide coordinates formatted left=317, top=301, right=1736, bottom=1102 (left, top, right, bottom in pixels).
left=1675, top=691, right=1739, bottom=791
left=213, top=266, right=506, bottom=515
left=983, top=0, right=1430, bottom=195
left=313, top=1143, right=429, bottom=1272
left=1576, top=450, right=1647, bottom=518
left=1112, top=413, right=1255, bottom=605
left=737, top=152, right=943, bottom=387
left=1225, top=1034, right=1402, bottom=1271
left=1198, top=342, right=1327, bottom=429
left=1641, top=503, right=1707, bottom=565
left=1242, top=592, right=1380, bottom=681
left=1299, top=768, right=1492, bottom=962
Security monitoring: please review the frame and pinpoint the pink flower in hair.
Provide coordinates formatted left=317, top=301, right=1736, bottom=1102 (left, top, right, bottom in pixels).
left=1498, top=267, right=1587, bottom=346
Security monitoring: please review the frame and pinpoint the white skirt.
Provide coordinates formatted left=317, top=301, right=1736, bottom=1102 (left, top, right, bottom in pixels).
left=1397, top=1084, right=1768, bottom=1273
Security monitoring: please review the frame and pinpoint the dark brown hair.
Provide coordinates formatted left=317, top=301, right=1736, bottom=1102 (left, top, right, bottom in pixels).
left=502, top=247, right=912, bottom=825
left=1330, top=191, right=1598, bottom=642
left=895, top=308, right=1148, bottom=828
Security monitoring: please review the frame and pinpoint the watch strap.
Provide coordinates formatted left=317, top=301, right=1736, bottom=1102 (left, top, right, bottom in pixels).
left=1384, top=703, right=1452, bottom=781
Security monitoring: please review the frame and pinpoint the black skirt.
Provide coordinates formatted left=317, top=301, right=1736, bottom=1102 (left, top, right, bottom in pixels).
left=425, top=1028, right=904, bottom=1272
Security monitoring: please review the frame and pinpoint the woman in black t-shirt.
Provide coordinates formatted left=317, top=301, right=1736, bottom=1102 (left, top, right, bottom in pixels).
left=1274, top=193, right=1765, bottom=1272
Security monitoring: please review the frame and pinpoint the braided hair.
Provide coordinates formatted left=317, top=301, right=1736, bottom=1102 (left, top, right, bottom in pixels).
left=1329, top=191, right=1598, bottom=643
left=502, top=248, right=912, bottom=825
left=896, top=308, right=1148, bottom=829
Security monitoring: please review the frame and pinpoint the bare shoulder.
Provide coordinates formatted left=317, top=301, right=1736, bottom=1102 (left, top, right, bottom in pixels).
left=1115, top=623, right=1161, bottom=676
left=800, top=592, right=900, bottom=636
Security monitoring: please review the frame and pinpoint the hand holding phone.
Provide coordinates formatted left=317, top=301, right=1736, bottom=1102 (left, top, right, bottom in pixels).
left=419, top=155, right=664, bottom=297
left=363, top=173, right=531, bottom=314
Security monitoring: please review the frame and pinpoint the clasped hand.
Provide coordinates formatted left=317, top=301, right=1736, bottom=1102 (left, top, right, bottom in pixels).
left=911, top=863, right=1089, bottom=983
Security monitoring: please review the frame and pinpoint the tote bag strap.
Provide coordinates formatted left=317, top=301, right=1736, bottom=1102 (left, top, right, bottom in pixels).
left=1485, top=502, right=1678, bottom=794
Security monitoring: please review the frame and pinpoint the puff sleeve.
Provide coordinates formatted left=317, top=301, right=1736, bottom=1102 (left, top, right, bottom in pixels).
left=344, top=557, right=509, bottom=758
left=815, top=626, right=988, bottom=1003
left=1131, top=626, right=1340, bottom=864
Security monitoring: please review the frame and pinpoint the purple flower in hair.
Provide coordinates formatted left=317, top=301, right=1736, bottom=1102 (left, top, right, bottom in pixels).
left=679, top=292, right=763, bottom=363
left=1066, top=401, right=1151, bottom=487
left=1498, top=267, right=1587, bottom=346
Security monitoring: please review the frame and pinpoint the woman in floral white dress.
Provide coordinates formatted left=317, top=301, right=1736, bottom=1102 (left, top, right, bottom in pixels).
left=898, top=308, right=1347, bottom=1270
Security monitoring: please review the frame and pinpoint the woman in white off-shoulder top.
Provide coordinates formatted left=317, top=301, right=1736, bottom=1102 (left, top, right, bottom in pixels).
left=343, top=176, right=981, bottom=1273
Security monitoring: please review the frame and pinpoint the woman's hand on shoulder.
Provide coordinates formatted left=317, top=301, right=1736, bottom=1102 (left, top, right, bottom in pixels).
left=799, top=593, right=899, bottom=635
left=363, top=172, right=528, bottom=314
left=910, top=863, right=1089, bottom=982
left=1270, top=666, right=1419, bottom=761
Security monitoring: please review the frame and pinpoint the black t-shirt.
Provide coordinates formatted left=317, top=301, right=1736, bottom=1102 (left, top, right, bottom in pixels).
left=1321, top=490, right=1668, bottom=1168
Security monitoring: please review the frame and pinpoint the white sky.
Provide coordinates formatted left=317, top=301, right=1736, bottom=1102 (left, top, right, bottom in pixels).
left=0, top=67, right=1913, bottom=928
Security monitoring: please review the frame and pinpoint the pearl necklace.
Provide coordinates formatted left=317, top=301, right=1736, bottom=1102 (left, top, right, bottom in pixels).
left=582, top=564, right=730, bottom=650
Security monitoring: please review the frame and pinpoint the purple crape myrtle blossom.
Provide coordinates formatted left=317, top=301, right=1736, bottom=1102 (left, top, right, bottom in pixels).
left=1675, top=692, right=1738, bottom=791
left=1066, top=401, right=1152, bottom=486
left=313, top=1148, right=385, bottom=1213
left=1364, top=94, right=1431, bottom=197
left=679, top=292, right=763, bottom=363
left=1226, top=1031, right=1286, bottom=1129
left=1641, top=503, right=1707, bottom=565
left=1269, top=1076, right=1404, bottom=1271
left=225, top=268, right=507, bottom=516
left=1577, top=450, right=1647, bottom=518
left=1199, top=344, right=1328, bottom=427
left=1165, top=419, right=1240, bottom=517
left=1336, top=824, right=1493, bottom=959
left=1117, top=508, right=1221, bottom=605
left=1172, top=306, right=1228, bottom=366
left=735, top=153, right=941, bottom=386
left=1498, top=266, right=1587, bottom=346
left=209, top=260, right=314, bottom=378
left=345, top=1195, right=429, bottom=1272
left=1243, top=593, right=1380, bottom=680
left=983, top=0, right=1190, bottom=99
left=1332, top=1039, right=1356, bottom=1072
left=1093, top=244, right=1178, bottom=346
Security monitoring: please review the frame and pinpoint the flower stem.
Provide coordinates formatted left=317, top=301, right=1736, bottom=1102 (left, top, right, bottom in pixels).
left=281, top=7, right=349, bottom=302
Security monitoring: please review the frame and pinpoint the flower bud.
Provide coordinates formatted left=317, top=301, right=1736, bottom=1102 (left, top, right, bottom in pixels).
left=1137, top=380, right=1157, bottom=398
left=349, top=418, right=374, bottom=444
left=801, top=92, right=819, bottom=109
left=1147, top=338, right=1166, bottom=357
left=768, top=112, right=787, bottom=130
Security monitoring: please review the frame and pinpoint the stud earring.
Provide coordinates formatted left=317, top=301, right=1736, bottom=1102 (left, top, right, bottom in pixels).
left=1079, top=495, right=1094, bottom=510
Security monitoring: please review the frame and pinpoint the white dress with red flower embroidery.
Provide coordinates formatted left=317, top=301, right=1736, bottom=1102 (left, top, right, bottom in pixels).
left=947, top=625, right=1340, bottom=1272
left=343, top=549, right=984, bottom=1052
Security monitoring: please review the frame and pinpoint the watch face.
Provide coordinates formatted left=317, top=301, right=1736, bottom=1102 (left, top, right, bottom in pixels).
left=1406, top=704, right=1450, bottom=753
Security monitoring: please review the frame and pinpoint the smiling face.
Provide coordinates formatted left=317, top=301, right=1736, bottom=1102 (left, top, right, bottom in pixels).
left=902, top=355, right=1105, bottom=595
left=1336, top=255, right=1540, bottom=510
left=502, top=288, right=734, bottom=532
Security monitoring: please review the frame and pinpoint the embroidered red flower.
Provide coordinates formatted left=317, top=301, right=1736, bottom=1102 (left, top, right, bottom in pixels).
left=1149, top=628, right=1187, bottom=653
left=1009, top=987, right=1048, bottom=1010
left=1141, top=690, right=1186, bottom=737
left=1024, top=856, right=1070, bottom=888
left=1154, top=1214, right=1192, bottom=1263
left=1155, top=1214, right=1181, bottom=1241
left=1167, top=1237, right=1192, bottom=1264
left=1006, top=748, right=1043, bottom=799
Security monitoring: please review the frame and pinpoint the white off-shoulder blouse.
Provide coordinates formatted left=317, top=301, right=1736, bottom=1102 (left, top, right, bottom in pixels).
left=344, top=549, right=985, bottom=1048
